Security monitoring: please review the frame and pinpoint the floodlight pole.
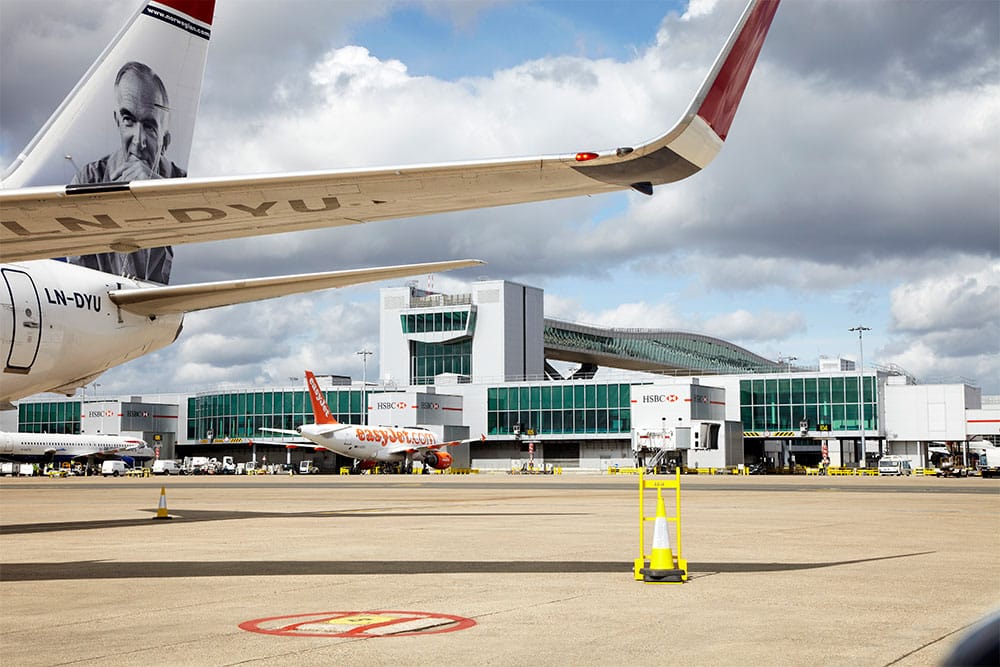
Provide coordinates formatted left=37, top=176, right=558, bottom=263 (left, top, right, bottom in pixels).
left=849, top=326, right=871, bottom=468
left=357, top=349, right=373, bottom=425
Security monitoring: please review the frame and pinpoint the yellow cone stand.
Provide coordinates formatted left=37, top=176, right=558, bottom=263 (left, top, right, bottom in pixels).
left=152, top=486, right=172, bottom=520
left=634, top=471, right=687, bottom=584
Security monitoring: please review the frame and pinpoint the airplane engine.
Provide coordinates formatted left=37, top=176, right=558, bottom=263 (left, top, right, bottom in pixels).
left=423, top=451, right=452, bottom=470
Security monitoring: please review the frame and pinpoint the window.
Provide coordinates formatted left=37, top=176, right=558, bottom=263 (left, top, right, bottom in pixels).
left=845, top=377, right=859, bottom=404
left=778, top=378, right=791, bottom=404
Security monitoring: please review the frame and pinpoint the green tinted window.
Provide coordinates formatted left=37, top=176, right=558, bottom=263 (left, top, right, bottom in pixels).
left=791, top=378, right=804, bottom=403
left=551, top=387, right=563, bottom=409
left=804, top=378, right=817, bottom=403
left=778, top=378, right=791, bottom=404
left=607, top=384, right=619, bottom=407
left=830, top=377, right=844, bottom=403
left=540, top=386, right=552, bottom=409
left=845, top=377, right=859, bottom=403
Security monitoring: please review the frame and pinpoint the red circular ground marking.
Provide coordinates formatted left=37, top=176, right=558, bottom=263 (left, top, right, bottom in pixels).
left=239, top=610, right=476, bottom=638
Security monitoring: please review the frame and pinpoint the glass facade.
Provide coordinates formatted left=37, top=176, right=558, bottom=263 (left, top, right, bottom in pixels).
left=544, top=322, right=780, bottom=373
left=739, top=376, right=877, bottom=432
left=186, top=389, right=364, bottom=440
left=411, top=340, right=472, bottom=384
left=400, top=310, right=475, bottom=334
left=18, top=401, right=82, bottom=434
left=486, top=383, right=631, bottom=436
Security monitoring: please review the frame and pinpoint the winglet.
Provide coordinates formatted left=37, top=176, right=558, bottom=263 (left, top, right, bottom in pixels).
left=304, top=371, right=339, bottom=425
left=571, top=0, right=779, bottom=187
left=692, top=0, right=781, bottom=142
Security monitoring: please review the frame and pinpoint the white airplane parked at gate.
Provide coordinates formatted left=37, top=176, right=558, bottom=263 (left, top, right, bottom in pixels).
left=0, top=431, right=154, bottom=464
left=0, top=0, right=780, bottom=406
left=259, top=371, right=480, bottom=472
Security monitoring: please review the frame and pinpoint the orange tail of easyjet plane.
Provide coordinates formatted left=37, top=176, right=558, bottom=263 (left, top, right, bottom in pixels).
left=305, top=371, right=339, bottom=425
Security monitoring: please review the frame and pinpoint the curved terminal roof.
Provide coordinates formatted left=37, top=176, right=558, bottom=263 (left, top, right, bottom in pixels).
left=543, top=319, right=782, bottom=375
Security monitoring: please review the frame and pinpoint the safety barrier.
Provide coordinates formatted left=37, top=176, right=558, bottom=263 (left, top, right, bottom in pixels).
left=607, top=467, right=643, bottom=475
left=825, top=467, right=880, bottom=476
left=634, top=470, right=687, bottom=584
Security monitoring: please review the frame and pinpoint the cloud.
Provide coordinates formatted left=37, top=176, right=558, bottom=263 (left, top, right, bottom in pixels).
left=879, top=263, right=1000, bottom=385
left=890, top=263, right=999, bottom=334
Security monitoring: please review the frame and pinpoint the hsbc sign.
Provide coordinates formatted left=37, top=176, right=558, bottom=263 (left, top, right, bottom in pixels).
left=642, top=394, right=679, bottom=403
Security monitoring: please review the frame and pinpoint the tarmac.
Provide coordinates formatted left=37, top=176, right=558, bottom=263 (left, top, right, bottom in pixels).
left=1, top=473, right=998, bottom=667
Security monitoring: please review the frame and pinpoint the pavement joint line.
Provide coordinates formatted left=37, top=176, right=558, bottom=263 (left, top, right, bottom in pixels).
left=882, top=620, right=978, bottom=666
left=471, top=592, right=590, bottom=621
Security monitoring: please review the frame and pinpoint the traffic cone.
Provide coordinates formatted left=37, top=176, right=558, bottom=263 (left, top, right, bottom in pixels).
left=152, top=486, right=172, bottom=520
left=640, top=489, right=684, bottom=583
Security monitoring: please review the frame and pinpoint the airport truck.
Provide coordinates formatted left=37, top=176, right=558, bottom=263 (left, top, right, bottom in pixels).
left=979, top=449, right=999, bottom=478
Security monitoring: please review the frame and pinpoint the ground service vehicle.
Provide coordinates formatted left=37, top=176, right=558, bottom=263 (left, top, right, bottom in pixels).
left=101, top=460, right=126, bottom=477
left=978, top=449, right=999, bottom=478
left=878, top=457, right=913, bottom=476
left=152, top=460, right=180, bottom=475
left=299, top=460, right=318, bottom=474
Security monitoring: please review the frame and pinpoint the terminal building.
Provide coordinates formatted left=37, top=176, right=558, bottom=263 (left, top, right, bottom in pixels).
left=12, top=280, right=999, bottom=472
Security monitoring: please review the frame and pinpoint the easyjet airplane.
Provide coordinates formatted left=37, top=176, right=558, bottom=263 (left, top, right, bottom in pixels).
left=0, top=0, right=779, bottom=406
left=260, top=371, right=480, bottom=472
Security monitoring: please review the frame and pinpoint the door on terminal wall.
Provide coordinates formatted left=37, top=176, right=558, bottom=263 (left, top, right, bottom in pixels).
left=542, top=441, right=579, bottom=469
left=2, top=268, right=42, bottom=372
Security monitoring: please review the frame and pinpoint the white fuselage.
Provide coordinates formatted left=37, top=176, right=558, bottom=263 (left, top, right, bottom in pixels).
left=0, top=431, right=154, bottom=462
left=0, top=260, right=183, bottom=403
left=298, top=424, right=439, bottom=464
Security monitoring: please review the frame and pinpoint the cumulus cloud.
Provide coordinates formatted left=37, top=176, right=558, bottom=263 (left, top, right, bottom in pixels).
left=890, top=264, right=999, bottom=334
left=878, top=263, right=999, bottom=385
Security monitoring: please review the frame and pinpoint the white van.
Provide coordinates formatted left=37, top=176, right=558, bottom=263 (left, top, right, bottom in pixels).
left=101, top=460, right=127, bottom=477
left=152, top=460, right=180, bottom=475
left=878, top=456, right=913, bottom=476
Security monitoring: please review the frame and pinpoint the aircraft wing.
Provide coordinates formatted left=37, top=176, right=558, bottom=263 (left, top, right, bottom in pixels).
left=384, top=434, right=485, bottom=457
left=0, top=0, right=779, bottom=263
left=253, top=437, right=327, bottom=450
left=108, top=259, right=483, bottom=317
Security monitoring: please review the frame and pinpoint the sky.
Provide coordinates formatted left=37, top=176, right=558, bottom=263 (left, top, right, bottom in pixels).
left=1, top=0, right=998, bottom=397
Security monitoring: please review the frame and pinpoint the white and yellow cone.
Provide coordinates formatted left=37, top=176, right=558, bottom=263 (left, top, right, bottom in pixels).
left=152, top=486, right=172, bottom=520
left=640, top=489, right=684, bottom=583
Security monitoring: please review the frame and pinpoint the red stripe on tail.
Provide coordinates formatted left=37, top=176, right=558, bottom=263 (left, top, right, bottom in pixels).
left=304, top=370, right=338, bottom=425
left=697, top=0, right=780, bottom=141
left=158, top=0, right=216, bottom=25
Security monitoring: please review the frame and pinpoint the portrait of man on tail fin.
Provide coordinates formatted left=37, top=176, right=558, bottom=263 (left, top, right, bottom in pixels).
left=67, top=61, right=185, bottom=285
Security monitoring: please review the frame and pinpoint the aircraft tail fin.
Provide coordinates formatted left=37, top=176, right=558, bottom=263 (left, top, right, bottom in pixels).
left=1, top=0, right=215, bottom=189
left=305, top=371, right=340, bottom=425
